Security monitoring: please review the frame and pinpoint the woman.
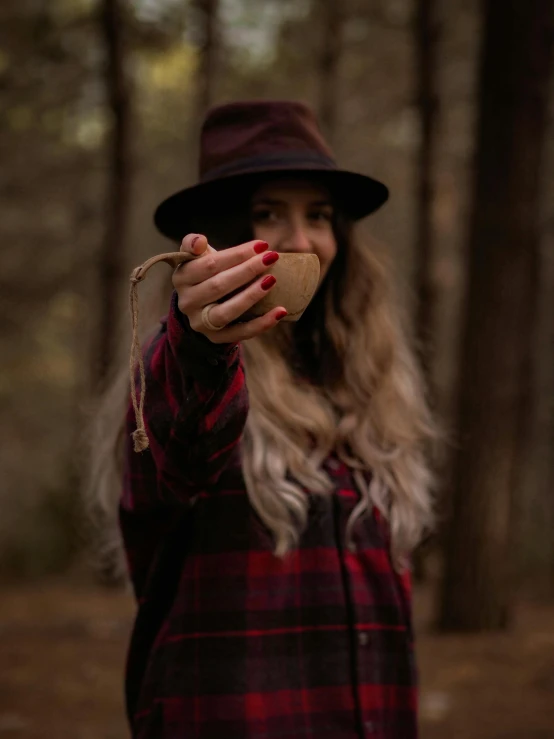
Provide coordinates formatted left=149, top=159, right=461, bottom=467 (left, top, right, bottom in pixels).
left=93, top=100, right=435, bottom=738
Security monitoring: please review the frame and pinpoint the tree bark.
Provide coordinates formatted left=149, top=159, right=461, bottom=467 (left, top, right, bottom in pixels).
left=414, top=0, right=440, bottom=383
left=195, top=0, right=219, bottom=118
left=96, top=0, right=133, bottom=387
left=547, top=225, right=554, bottom=595
left=438, top=0, right=554, bottom=631
left=411, top=0, right=441, bottom=583
left=317, top=0, right=343, bottom=146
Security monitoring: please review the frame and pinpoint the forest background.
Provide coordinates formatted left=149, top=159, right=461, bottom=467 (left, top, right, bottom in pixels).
left=1, top=1, right=554, bottom=737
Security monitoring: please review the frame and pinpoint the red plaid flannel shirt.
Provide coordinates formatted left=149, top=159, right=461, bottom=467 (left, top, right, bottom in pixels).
left=120, top=295, right=418, bottom=739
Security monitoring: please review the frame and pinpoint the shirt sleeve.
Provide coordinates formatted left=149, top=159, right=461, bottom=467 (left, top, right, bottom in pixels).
left=122, top=293, right=248, bottom=512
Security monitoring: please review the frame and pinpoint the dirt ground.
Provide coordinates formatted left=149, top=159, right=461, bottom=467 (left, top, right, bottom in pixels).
left=1, top=575, right=553, bottom=739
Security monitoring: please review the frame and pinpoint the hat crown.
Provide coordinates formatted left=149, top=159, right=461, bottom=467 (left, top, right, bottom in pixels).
left=153, top=99, right=388, bottom=241
left=199, top=100, right=335, bottom=181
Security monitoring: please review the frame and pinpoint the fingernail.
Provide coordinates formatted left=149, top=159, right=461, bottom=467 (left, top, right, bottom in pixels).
left=254, top=241, right=269, bottom=254
left=261, top=275, right=276, bottom=291
left=276, top=309, right=287, bottom=320
left=191, top=235, right=200, bottom=249
left=262, top=251, right=279, bottom=266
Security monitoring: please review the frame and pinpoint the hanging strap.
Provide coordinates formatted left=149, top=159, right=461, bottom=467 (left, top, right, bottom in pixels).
left=129, top=251, right=198, bottom=452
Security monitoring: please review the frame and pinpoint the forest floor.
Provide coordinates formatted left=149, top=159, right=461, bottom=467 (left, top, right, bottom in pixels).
left=1, top=574, right=554, bottom=739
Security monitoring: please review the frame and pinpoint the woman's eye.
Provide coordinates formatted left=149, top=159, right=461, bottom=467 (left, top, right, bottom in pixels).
left=252, top=209, right=277, bottom=223
left=309, top=210, right=333, bottom=223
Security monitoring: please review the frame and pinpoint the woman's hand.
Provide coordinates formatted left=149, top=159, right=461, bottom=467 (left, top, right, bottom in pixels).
left=172, top=233, right=287, bottom=344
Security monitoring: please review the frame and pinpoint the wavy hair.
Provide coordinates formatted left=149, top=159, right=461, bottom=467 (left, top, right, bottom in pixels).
left=241, top=216, right=436, bottom=568
left=85, top=210, right=436, bottom=578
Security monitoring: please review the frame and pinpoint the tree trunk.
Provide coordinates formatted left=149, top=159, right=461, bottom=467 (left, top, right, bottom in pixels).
left=438, top=0, right=554, bottom=631
left=546, top=225, right=554, bottom=595
left=317, top=0, right=343, bottom=146
left=414, top=0, right=440, bottom=383
left=96, top=0, right=133, bottom=388
left=551, top=382, right=554, bottom=595
left=196, top=0, right=219, bottom=118
left=411, top=0, right=441, bottom=583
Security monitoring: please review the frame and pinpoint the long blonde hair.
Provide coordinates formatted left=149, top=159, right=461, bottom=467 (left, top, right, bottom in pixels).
left=85, top=215, right=436, bottom=578
left=242, top=219, right=435, bottom=568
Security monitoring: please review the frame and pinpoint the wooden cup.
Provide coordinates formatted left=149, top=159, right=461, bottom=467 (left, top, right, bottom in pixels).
left=131, top=251, right=321, bottom=323
left=241, top=252, right=321, bottom=321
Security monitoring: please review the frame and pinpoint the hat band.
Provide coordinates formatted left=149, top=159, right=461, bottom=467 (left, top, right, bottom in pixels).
left=200, top=150, right=337, bottom=183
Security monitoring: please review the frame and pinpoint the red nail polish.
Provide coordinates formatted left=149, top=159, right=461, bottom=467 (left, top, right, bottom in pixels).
left=262, top=251, right=279, bottom=266
left=276, top=309, right=287, bottom=320
left=261, top=275, right=276, bottom=291
left=254, top=241, right=269, bottom=254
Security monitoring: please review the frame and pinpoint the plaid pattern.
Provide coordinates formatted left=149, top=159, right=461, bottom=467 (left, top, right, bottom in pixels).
left=120, top=297, right=418, bottom=738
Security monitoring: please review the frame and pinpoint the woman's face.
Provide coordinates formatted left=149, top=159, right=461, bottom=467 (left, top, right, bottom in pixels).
left=250, top=179, right=338, bottom=283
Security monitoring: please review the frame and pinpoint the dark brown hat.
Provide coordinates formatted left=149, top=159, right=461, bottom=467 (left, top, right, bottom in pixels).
left=154, top=100, right=389, bottom=242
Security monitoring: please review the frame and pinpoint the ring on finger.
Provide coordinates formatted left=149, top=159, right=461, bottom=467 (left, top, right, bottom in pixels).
left=201, top=303, right=224, bottom=332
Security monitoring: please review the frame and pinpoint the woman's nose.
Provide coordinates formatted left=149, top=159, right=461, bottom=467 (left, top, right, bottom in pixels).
left=281, top=224, right=312, bottom=253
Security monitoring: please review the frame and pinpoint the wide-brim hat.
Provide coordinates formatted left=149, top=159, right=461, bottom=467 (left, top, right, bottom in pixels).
left=154, top=100, right=389, bottom=242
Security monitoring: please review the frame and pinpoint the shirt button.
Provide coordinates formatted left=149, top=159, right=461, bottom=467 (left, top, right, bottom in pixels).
left=358, top=631, right=369, bottom=646
left=327, top=458, right=340, bottom=471
left=365, top=720, right=375, bottom=733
